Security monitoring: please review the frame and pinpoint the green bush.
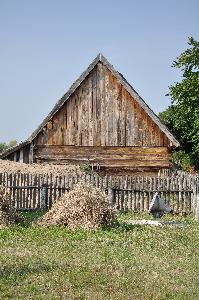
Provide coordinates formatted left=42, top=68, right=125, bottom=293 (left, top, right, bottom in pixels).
left=79, top=163, right=92, bottom=173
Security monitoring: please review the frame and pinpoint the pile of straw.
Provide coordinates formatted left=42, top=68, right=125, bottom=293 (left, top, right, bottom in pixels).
left=0, top=187, right=23, bottom=228
left=35, top=183, right=116, bottom=230
left=0, top=159, right=81, bottom=176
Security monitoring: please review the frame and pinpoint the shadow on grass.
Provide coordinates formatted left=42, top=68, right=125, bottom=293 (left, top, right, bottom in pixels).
left=17, top=211, right=44, bottom=227
left=0, top=261, right=56, bottom=280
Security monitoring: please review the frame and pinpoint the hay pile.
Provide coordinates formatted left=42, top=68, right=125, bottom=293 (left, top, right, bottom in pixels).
left=34, top=183, right=116, bottom=230
left=0, top=187, right=23, bottom=228
left=0, top=159, right=81, bottom=176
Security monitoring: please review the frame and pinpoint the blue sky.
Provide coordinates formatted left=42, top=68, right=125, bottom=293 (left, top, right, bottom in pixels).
left=0, top=0, right=198, bottom=143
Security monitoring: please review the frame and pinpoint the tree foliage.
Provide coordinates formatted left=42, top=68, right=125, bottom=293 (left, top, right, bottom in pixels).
left=0, top=140, right=17, bottom=154
left=159, top=37, right=199, bottom=168
left=0, top=143, right=7, bottom=154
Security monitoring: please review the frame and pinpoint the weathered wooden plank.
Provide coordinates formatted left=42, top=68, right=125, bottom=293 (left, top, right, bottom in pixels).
left=34, top=144, right=170, bottom=154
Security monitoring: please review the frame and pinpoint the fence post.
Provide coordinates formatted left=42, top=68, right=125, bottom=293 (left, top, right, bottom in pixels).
left=195, top=179, right=199, bottom=222
left=108, top=188, right=115, bottom=207
left=40, top=184, right=48, bottom=211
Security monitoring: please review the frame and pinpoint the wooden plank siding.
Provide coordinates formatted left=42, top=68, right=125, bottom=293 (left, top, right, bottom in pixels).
left=34, top=63, right=170, bottom=148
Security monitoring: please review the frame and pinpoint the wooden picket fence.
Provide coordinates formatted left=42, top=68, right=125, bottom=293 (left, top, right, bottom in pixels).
left=0, top=172, right=199, bottom=214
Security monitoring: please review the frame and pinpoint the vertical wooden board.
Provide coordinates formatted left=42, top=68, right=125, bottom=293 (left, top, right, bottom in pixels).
left=29, top=174, right=32, bottom=209
left=71, top=94, right=75, bottom=145
left=112, top=80, right=120, bottom=146
left=124, top=175, right=128, bottom=211
left=146, top=177, right=150, bottom=210
left=88, top=73, right=93, bottom=146
left=125, top=92, right=131, bottom=146
left=142, top=112, right=148, bottom=146
left=92, top=67, right=97, bottom=145
left=67, top=97, right=71, bottom=145
left=113, top=75, right=119, bottom=146
left=95, top=64, right=101, bottom=146
left=104, top=68, right=109, bottom=146
left=128, top=92, right=135, bottom=146
left=70, top=95, right=74, bottom=145
left=38, top=175, right=41, bottom=209
left=53, top=176, right=57, bottom=204
left=145, top=115, right=151, bottom=146
left=65, top=101, right=69, bottom=145
left=80, top=84, right=85, bottom=145
left=163, top=135, right=169, bottom=147
left=141, top=108, right=147, bottom=146
left=138, top=176, right=142, bottom=211
left=74, top=94, right=79, bottom=146
left=121, top=85, right=127, bottom=146
left=58, top=109, right=63, bottom=145
left=60, top=106, right=66, bottom=145
left=159, top=131, right=164, bottom=147
left=16, top=173, right=19, bottom=209
left=117, top=84, right=122, bottom=146
left=137, top=107, right=143, bottom=146
left=107, top=72, right=114, bottom=146
left=33, top=175, right=37, bottom=209
left=74, top=95, right=78, bottom=145
left=19, top=173, right=23, bottom=208
left=133, top=101, right=138, bottom=146
left=154, top=124, right=160, bottom=146
left=138, top=106, right=144, bottom=146
left=76, top=90, right=82, bottom=145
left=47, top=121, right=53, bottom=145
left=62, top=103, right=67, bottom=145
left=86, top=76, right=91, bottom=146
left=51, top=117, right=56, bottom=145
left=53, top=111, right=59, bottom=145
left=99, top=64, right=105, bottom=146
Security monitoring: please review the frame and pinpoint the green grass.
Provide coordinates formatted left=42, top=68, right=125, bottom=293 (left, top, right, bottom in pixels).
left=0, top=212, right=199, bottom=300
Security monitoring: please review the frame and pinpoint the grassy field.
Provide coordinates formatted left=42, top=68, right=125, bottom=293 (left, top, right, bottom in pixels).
left=0, top=212, right=199, bottom=300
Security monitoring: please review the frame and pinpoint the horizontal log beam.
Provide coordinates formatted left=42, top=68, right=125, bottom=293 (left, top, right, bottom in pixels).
left=34, top=157, right=171, bottom=168
left=34, top=145, right=170, bottom=156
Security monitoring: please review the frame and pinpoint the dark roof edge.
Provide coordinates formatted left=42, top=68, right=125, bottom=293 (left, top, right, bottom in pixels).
left=0, top=141, right=30, bottom=159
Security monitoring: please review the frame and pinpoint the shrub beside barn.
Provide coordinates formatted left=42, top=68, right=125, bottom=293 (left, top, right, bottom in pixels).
left=0, top=54, right=179, bottom=175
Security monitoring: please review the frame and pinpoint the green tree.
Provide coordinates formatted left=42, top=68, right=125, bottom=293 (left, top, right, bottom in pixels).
left=0, top=140, right=17, bottom=154
left=160, top=37, right=199, bottom=168
left=0, top=142, right=7, bottom=154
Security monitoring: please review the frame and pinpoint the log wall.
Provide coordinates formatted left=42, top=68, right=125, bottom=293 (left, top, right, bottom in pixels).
left=34, top=145, right=171, bottom=171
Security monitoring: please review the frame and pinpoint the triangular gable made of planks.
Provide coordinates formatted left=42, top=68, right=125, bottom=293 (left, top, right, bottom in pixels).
left=33, top=54, right=179, bottom=148
left=1, top=54, right=179, bottom=161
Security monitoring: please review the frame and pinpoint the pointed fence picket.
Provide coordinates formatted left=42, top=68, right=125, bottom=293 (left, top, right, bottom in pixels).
left=0, top=172, right=198, bottom=216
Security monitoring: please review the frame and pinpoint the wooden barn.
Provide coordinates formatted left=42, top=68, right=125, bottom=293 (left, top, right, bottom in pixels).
left=1, top=54, right=180, bottom=174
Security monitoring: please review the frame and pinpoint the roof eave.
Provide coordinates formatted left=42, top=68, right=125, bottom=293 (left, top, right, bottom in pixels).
left=0, top=141, right=30, bottom=159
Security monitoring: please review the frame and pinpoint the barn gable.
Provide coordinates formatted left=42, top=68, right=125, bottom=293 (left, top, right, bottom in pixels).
left=30, top=54, right=180, bottom=147
left=34, top=61, right=175, bottom=148
left=1, top=54, right=180, bottom=173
